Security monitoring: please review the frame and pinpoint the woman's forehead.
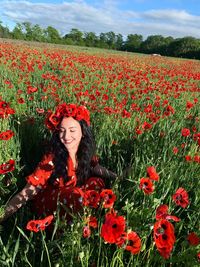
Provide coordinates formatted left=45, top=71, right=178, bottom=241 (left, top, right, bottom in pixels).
left=60, top=117, right=80, bottom=128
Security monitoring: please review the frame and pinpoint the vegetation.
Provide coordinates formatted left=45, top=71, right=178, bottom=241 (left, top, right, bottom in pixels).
left=0, top=20, right=200, bottom=59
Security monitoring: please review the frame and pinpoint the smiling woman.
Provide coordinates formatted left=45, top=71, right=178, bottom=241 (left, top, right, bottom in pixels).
left=0, top=103, right=117, bottom=224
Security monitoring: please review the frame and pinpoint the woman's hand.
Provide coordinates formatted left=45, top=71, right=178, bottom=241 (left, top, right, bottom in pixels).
left=0, top=183, right=41, bottom=223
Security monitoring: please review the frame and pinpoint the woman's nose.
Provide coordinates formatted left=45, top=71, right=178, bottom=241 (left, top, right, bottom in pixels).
left=63, top=130, right=70, bottom=140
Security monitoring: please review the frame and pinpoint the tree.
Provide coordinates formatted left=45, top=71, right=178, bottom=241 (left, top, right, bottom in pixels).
left=115, top=33, right=124, bottom=50
left=124, top=34, right=143, bottom=52
left=12, top=23, right=25, bottom=40
left=98, top=33, right=109, bottom=48
left=161, top=36, right=174, bottom=55
left=0, top=21, right=11, bottom=38
left=105, top=31, right=116, bottom=49
left=22, top=21, right=33, bottom=40
left=44, top=26, right=61, bottom=43
left=84, top=32, right=98, bottom=47
left=140, top=35, right=173, bottom=55
left=168, top=37, right=200, bottom=58
left=31, top=24, right=45, bottom=42
left=64, top=28, right=84, bottom=45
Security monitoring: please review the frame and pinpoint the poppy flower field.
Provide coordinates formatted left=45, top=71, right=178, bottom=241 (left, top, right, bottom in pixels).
left=0, top=41, right=200, bottom=266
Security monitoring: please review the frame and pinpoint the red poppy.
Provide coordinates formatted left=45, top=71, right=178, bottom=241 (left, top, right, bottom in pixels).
left=0, top=130, right=14, bottom=140
left=197, top=252, right=200, bottom=262
left=186, top=101, right=194, bottom=110
left=153, top=219, right=176, bottom=259
left=26, top=215, right=54, bottom=232
left=36, top=108, right=45, bottom=114
left=146, top=166, right=159, bottom=181
left=0, top=159, right=15, bottom=174
left=101, top=211, right=126, bottom=244
left=83, top=226, right=91, bottom=238
left=17, top=97, right=25, bottom=104
left=27, top=86, right=38, bottom=94
left=142, top=121, right=152, bottom=130
left=86, top=216, right=98, bottom=229
left=135, top=127, right=143, bottom=135
left=125, top=231, right=141, bottom=255
left=172, top=187, right=189, bottom=208
left=83, top=190, right=100, bottom=208
left=181, top=128, right=190, bottom=137
left=185, top=155, right=192, bottom=161
left=0, top=101, right=15, bottom=118
left=116, top=232, right=127, bottom=247
left=187, top=232, right=200, bottom=246
left=100, top=189, right=116, bottom=208
left=139, top=178, right=154, bottom=194
left=84, top=176, right=105, bottom=192
left=193, top=155, right=200, bottom=163
left=156, top=204, right=180, bottom=222
left=45, top=112, right=60, bottom=131
left=173, top=147, right=179, bottom=155
left=165, top=105, right=175, bottom=114
left=0, top=101, right=9, bottom=109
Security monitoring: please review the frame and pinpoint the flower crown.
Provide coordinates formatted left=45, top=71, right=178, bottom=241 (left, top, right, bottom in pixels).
left=45, top=103, right=90, bottom=131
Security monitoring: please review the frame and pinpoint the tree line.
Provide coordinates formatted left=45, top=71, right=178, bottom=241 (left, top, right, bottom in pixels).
left=1, top=21, right=200, bottom=59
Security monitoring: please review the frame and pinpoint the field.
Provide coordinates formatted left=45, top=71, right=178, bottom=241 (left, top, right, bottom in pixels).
left=0, top=39, right=200, bottom=267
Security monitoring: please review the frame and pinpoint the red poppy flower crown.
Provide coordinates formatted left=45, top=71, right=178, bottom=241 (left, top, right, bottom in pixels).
left=45, top=103, right=90, bottom=131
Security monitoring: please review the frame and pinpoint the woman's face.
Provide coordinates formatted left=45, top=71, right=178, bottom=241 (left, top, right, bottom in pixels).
left=59, top=117, right=82, bottom=153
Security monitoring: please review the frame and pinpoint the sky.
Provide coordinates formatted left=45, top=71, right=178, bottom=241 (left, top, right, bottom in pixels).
left=0, top=0, right=200, bottom=39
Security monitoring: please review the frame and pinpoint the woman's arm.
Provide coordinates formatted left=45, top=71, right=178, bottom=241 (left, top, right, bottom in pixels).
left=90, top=163, right=117, bottom=181
left=0, top=183, right=41, bottom=223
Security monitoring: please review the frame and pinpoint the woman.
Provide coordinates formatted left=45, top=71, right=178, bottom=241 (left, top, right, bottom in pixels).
left=1, top=103, right=117, bottom=222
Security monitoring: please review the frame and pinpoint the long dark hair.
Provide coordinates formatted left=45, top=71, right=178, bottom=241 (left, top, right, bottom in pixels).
left=47, top=119, right=96, bottom=186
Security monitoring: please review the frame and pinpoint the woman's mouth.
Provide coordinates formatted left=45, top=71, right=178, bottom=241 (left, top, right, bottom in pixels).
left=64, top=140, right=73, bottom=144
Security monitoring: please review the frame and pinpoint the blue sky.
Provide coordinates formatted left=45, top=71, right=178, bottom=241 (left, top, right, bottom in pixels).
left=1, top=0, right=200, bottom=38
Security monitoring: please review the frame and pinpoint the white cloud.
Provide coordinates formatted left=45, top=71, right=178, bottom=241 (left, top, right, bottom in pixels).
left=143, top=9, right=200, bottom=25
left=0, top=0, right=200, bottom=38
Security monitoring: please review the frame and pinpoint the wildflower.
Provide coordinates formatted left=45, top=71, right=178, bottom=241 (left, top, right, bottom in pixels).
left=187, top=232, right=200, bottom=246
left=0, top=159, right=15, bottom=174
left=86, top=216, right=98, bottom=229
left=172, top=188, right=189, bottom=208
left=100, top=189, right=116, bottom=208
left=83, top=226, right=91, bottom=238
left=156, top=204, right=180, bottom=222
left=101, top=210, right=125, bottom=244
left=135, top=127, right=143, bottom=135
left=153, top=219, right=175, bottom=259
left=173, top=147, right=179, bottom=155
left=193, top=155, right=200, bottom=163
left=83, top=190, right=100, bottom=208
left=36, top=108, right=45, bottom=114
left=186, top=101, right=193, bottom=110
left=181, top=128, right=190, bottom=137
left=185, top=155, right=192, bottom=161
left=147, top=166, right=159, bottom=181
left=142, top=121, right=152, bottom=130
left=197, top=252, right=200, bottom=262
left=0, top=101, right=15, bottom=118
left=84, top=176, right=105, bottom=192
left=0, top=130, right=14, bottom=140
left=26, top=215, right=54, bottom=232
left=139, top=178, right=154, bottom=194
left=17, top=97, right=25, bottom=104
left=125, top=231, right=141, bottom=255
